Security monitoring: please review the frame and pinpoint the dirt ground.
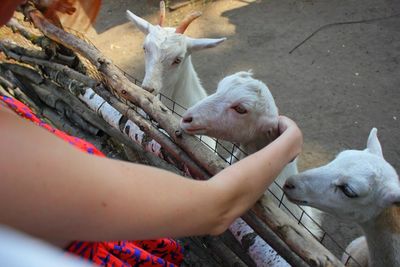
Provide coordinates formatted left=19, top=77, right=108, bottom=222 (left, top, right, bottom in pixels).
left=85, top=0, right=400, bottom=262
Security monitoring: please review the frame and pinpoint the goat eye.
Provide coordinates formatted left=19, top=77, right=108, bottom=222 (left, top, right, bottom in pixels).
left=172, top=57, right=182, bottom=65
left=232, top=105, right=247, bottom=114
left=338, top=184, right=358, bottom=198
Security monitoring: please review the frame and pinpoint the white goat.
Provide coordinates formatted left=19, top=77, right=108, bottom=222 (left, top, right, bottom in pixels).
left=284, top=128, right=400, bottom=267
left=126, top=3, right=225, bottom=111
left=126, top=3, right=225, bottom=150
left=180, top=71, right=322, bottom=265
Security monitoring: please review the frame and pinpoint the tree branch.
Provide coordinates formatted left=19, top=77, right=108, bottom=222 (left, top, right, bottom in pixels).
left=94, top=85, right=210, bottom=179
left=0, top=42, right=95, bottom=87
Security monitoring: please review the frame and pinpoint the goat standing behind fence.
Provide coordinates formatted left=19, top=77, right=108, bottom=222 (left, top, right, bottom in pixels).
left=284, top=128, right=400, bottom=267
left=126, top=2, right=225, bottom=150
left=181, top=71, right=323, bottom=265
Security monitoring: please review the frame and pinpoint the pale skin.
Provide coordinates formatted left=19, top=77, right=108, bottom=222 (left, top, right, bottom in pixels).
left=0, top=104, right=302, bottom=248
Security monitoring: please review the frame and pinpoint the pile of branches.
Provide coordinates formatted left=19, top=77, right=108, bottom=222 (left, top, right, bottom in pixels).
left=0, top=5, right=343, bottom=267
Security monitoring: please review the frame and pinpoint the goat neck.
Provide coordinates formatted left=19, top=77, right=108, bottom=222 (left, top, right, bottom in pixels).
left=360, top=205, right=400, bottom=267
left=168, top=56, right=207, bottom=109
left=238, top=125, right=277, bottom=157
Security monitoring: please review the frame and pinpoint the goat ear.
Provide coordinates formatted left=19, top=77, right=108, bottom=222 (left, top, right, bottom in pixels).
left=235, top=70, right=253, bottom=78
left=366, top=128, right=383, bottom=158
left=126, top=10, right=153, bottom=34
left=187, top=37, right=226, bottom=52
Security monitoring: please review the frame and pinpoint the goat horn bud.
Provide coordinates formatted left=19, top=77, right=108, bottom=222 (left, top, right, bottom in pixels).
left=159, top=0, right=166, bottom=26
left=175, top=11, right=202, bottom=34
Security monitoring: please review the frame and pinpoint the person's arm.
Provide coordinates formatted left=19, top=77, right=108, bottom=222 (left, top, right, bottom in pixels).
left=0, top=109, right=301, bottom=243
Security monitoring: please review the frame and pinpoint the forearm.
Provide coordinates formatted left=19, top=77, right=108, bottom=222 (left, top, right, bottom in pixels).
left=0, top=109, right=301, bottom=241
left=0, top=110, right=218, bottom=241
left=209, top=126, right=302, bottom=226
left=0, top=138, right=218, bottom=241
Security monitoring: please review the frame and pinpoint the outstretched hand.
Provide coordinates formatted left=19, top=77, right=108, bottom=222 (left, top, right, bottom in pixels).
left=278, top=115, right=303, bottom=159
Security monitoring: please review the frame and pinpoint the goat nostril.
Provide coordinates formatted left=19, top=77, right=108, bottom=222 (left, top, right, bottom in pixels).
left=284, top=182, right=296, bottom=190
left=183, top=116, right=193, bottom=123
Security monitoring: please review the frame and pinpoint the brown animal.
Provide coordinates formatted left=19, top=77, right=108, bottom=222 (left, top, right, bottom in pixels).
left=0, top=0, right=101, bottom=30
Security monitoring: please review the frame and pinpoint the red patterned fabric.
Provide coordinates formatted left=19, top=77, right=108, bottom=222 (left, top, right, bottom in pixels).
left=0, top=95, right=184, bottom=267
left=67, top=240, right=184, bottom=267
left=1, top=95, right=104, bottom=156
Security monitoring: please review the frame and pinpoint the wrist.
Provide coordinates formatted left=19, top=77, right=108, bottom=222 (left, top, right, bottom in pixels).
left=282, top=127, right=303, bottom=160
